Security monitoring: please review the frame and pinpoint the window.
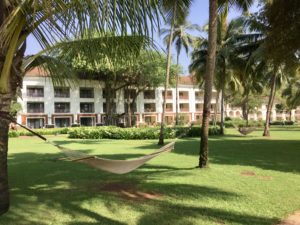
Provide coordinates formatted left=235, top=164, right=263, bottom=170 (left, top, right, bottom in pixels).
left=195, top=103, right=203, bottom=111
left=124, top=89, right=136, bottom=99
left=27, top=86, right=44, bottom=97
left=54, top=118, right=71, bottom=127
left=162, top=90, right=172, bottom=99
left=103, top=102, right=116, bottom=113
left=179, top=91, right=189, bottom=99
left=80, top=88, right=94, bottom=98
left=27, top=118, right=44, bottom=129
left=144, top=103, right=156, bottom=112
left=144, top=90, right=155, bottom=99
left=163, top=103, right=173, bottom=112
left=125, top=102, right=137, bottom=113
left=54, top=102, right=70, bottom=113
left=195, top=91, right=203, bottom=100
left=54, top=87, right=70, bottom=98
left=80, top=103, right=94, bottom=113
left=102, top=89, right=116, bottom=98
left=179, top=103, right=189, bottom=112
left=27, top=102, right=44, bottom=113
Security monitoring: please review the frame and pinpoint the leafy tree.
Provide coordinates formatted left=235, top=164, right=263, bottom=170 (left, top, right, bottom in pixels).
left=0, top=0, right=161, bottom=215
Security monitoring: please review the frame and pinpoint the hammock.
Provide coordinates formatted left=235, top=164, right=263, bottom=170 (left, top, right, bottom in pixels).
left=1, top=112, right=179, bottom=174
left=238, top=127, right=256, bottom=135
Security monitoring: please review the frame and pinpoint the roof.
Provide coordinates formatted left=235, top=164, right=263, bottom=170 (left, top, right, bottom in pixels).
left=178, top=75, right=197, bottom=85
left=25, top=67, right=49, bottom=77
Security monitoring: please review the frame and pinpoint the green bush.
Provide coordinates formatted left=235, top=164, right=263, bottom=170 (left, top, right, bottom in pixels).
left=223, top=118, right=264, bottom=128
left=68, top=126, right=222, bottom=140
left=8, top=131, right=19, bottom=138
left=9, top=127, right=70, bottom=137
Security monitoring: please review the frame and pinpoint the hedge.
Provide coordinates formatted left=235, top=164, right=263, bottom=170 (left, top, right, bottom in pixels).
left=8, top=126, right=222, bottom=139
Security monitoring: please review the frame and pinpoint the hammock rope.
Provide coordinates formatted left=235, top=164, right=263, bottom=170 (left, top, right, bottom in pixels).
left=1, top=112, right=188, bottom=174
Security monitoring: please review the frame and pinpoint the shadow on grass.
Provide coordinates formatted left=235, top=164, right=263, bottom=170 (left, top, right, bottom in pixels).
left=173, top=136, right=300, bottom=173
left=1, top=151, right=278, bottom=225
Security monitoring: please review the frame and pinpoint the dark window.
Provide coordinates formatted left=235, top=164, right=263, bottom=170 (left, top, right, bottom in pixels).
left=125, top=102, right=137, bottom=113
left=124, top=89, right=136, bottom=99
left=162, top=103, right=173, bottom=112
left=54, top=87, right=70, bottom=98
left=103, top=102, right=116, bottom=113
left=144, top=103, right=156, bottom=112
left=80, top=88, right=94, bottom=98
left=180, top=103, right=189, bottom=111
left=162, top=90, right=172, bottom=99
left=27, top=118, right=44, bottom=129
left=102, top=89, right=116, bottom=98
left=55, top=118, right=71, bottom=127
left=80, top=103, right=94, bottom=113
left=54, top=102, right=70, bottom=113
left=27, top=102, right=44, bottom=113
left=27, top=86, right=44, bottom=97
left=144, top=90, right=155, bottom=99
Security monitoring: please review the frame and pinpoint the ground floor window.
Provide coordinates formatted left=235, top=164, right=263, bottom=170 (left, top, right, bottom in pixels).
left=54, top=117, right=71, bottom=127
left=80, top=117, right=95, bottom=126
left=27, top=118, right=44, bottom=129
left=144, top=115, right=156, bottom=125
left=165, top=115, right=174, bottom=125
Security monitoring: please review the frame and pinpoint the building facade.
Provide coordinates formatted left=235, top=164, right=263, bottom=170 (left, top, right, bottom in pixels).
left=17, top=69, right=300, bottom=128
left=17, top=69, right=220, bottom=128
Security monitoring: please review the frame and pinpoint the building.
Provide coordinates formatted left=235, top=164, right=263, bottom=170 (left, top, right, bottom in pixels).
left=17, top=68, right=299, bottom=128
left=17, top=68, right=221, bottom=128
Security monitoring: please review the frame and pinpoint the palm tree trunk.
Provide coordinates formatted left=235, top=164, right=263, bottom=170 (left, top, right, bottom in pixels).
left=199, top=0, right=218, bottom=168
left=175, top=53, right=179, bottom=126
left=263, top=73, right=277, bottom=136
left=220, top=86, right=225, bottom=135
left=213, top=91, right=219, bottom=126
left=0, top=92, right=12, bottom=215
left=158, top=2, right=177, bottom=145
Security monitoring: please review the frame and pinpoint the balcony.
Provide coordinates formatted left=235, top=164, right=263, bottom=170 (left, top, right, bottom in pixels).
left=80, top=103, right=94, bottom=113
left=179, top=91, right=189, bottom=100
left=195, top=103, right=203, bottom=112
left=54, top=87, right=70, bottom=98
left=144, top=103, right=156, bottom=112
left=144, top=90, right=155, bottom=99
left=195, top=91, right=203, bottom=100
left=162, top=91, right=173, bottom=100
left=163, top=103, right=173, bottom=112
left=27, top=87, right=44, bottom=97
left=80, top=88, right=94, bottom=98
left=27, top=102, right=44, bottom=113
left=54, top=102, right=70, bottom=113
left=179, top=103, right=189, bottom=112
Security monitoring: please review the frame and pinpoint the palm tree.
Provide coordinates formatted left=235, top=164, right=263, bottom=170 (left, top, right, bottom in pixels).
left=160, top=20, right=200, bottom=125
left=0, top=0, right=161, bottom=215
left=199, top=0, right=254, bottom=168
left=158, top=0, right=193, bottom=145
left=190, top=17, right=248, bottom=134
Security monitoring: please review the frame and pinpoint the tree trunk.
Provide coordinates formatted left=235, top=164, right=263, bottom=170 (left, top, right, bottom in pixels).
left=213, top=91, right=219, bottom=126
left=175, top=53, right=179, bottom=126
left=245, top=93, right=249, bottom=126
left=199, top=0, right=218, bottom=168
left=158, top=2, right=177, bottom=145
left=263, top=73, right=277, bottom=136
left=0, top=92, right=12, bottom=215
left=220, top=87, right=225, bottom=135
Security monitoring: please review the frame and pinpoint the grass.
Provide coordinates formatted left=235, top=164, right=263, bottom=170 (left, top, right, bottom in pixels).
left=1, top=128, right=300, bottom=225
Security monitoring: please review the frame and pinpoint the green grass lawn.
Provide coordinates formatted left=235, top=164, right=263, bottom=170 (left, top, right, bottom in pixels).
left=1, top=128, right=300, bottom=225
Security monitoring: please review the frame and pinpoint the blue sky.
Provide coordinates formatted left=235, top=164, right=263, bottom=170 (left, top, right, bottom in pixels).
left=25, top=1, right=258, bottom=74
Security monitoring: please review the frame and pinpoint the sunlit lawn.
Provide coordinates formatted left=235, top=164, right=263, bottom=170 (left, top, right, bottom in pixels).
left=1, top=128, right=300, bottom=225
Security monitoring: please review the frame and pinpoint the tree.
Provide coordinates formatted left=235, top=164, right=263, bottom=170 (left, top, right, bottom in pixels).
left=198, top=0, right=254, bottom=168
left=0, top=1, right=161, bottom=215
left=158, top=0, right=193, bottom=145
left=160, top=20, right=200, bottom=125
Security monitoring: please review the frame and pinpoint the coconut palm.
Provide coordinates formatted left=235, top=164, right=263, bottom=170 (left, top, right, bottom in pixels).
left=0, top=0, right=162, bottom=215
left=198, top=0, right=254, bottom=168
left=158, top=0, right=193, bottom=145
left=160, top=20, right=200, bottom=125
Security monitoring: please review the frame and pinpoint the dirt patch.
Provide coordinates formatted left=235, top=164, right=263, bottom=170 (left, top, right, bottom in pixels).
left=277, top=210, right=300, bottom=225
left=98, top=182, right=161, bottom=201
left=240, top=171, right=256, bottom=176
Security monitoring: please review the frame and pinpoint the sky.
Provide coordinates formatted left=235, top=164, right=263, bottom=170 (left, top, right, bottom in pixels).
left=25, top=1, right=259, bottom=75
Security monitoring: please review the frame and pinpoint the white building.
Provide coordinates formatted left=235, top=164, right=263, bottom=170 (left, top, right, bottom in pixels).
left=17, top=68, right=220, bottom=128
left=17, top=68, right=299, bottom=128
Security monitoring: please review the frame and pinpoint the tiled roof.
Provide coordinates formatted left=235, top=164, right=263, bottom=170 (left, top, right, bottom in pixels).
left=25, top=67, right=49, bottom=77
left=178, top=75, right=197, bottom=85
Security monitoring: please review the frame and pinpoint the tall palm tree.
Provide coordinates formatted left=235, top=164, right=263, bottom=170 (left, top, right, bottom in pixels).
left=160, top=20, right=200, bottom=125
left=190, top=17, right=249, bottom=134
left=199, top=0, right=254, bottom=168
left=158, top=0, right=193, bottom=145
left=0, top=0, right=161, bottom=215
